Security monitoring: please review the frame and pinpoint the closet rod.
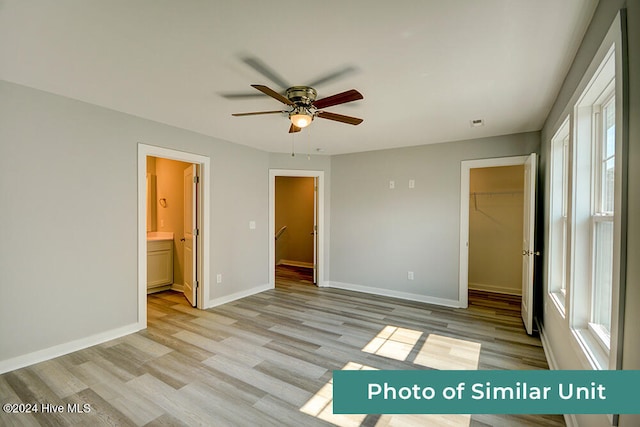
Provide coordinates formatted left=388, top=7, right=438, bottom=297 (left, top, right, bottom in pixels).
left=470, top=190, right=523, bottom=196
left=470, top=190, right=523, bottom=211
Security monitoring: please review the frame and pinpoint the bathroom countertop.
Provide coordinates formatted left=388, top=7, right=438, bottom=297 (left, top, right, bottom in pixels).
left=147, top=231, right=174, bottom=241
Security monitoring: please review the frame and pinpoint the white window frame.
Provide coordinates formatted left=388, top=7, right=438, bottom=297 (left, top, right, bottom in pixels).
left=588, top=91, right=615, bottom=354
left=548, top=117, right=570, bottom=316
left=567, top=12, right=626, bottom=372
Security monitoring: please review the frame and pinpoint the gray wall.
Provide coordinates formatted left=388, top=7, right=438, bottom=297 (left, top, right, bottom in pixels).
left=0, top=81, right=269, bottom=362
left=540, top=1, right=640, bottom=426
left=330, top=133, right=539, bottom=301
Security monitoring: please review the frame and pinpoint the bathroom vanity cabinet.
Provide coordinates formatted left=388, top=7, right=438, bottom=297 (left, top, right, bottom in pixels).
left=147, top=239, right=173, bottom=291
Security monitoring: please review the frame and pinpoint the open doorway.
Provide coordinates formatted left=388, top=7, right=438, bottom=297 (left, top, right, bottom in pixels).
left=468, top=165, right=525, bottom=296
left=269, top=169, right=325, bottom=289
left=146, top=157, right=198, bottom=305
left=274, top=176, right=316, bottom=284
left=137, top=144, right=210, bottom=329
left=459, top=155, right=537, bottom=334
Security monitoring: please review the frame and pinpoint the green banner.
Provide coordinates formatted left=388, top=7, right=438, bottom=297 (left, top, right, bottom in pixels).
left=333, top=370, right=640, bottom=414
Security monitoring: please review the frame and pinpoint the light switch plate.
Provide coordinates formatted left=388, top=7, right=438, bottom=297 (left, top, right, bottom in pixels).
left=249, top=221, right=256, bottom=229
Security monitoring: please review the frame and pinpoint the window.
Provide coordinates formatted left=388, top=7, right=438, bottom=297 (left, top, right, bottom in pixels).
left=548, top=117, right=570, bottom=313
left=561, top=136, right=569, bottom=297
left=589, top=95, right=615, bottom=349
left=570, top=44, right=620, bottom=369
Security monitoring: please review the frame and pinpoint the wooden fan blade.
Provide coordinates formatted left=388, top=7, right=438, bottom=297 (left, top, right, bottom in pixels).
left=289, top=124, right=302, bottom=133
left=232, top=110, right=284, bottom=117
left=313, top=89, right=363, bottom=109
left=251, top=85, right=294, bottom=105
left=317, top=111, right=363, bottom=125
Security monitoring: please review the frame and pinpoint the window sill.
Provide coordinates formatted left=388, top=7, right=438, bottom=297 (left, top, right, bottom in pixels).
left=572, top=328, right=609, bottom=370
left=587, top=322, right=611, bottom=354
left=549, top=292, right=566, bottom=318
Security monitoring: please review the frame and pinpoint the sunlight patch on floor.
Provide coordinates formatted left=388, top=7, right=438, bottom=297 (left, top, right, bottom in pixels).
left=362, top=325, right=423, bottom=361
left=300, top=362, right=375, bottom=426
left=302, top=331, right=480, bottom=427
left=413, top=334, right=481, bottom=370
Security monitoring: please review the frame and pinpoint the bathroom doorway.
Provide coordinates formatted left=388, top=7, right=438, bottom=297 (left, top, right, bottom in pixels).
left=137, top=144, right=210, bottom=328
left=146, top=157, right=196, bottom=304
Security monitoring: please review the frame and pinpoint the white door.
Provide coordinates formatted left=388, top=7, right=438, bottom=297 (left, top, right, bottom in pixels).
left=521, top=153, right=537, bottom=335
left=183, top=165, right=198, bottom=307
left=312, top=177, right=318, bottom=284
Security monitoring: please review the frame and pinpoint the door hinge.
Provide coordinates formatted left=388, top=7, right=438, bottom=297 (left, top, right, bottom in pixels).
left=194, top=280, right=199, bottom=289
left=194, top=228, right=199, bottom=236
left=194, top=176, right=199, bottom=184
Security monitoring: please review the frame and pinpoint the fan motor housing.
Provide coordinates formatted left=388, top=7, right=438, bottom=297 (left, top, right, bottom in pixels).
left=286, top=86, right=317, bottom=106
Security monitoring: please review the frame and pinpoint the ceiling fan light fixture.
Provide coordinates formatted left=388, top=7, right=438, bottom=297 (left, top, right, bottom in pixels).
left=232, top=84, right=363, bottom=132
left=290, top=110, right=313, bottom=128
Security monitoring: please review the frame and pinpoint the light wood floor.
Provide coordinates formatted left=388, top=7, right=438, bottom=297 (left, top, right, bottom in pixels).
left=0, top=266, right=564, bottom=426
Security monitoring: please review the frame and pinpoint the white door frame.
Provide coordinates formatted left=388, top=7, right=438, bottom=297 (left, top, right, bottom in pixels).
left=458, top=155, right=529, bottom=308
left=137, top=144, right=211, bottom=328
left=269, top=169, right=325, bottom=288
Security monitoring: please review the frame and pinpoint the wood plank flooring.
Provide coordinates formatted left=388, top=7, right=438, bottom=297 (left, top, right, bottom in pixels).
left=0, top=266, right=564, bottom=426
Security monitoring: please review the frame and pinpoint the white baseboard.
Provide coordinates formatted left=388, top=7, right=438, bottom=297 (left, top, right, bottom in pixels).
left=536, top=317, right=558, bottom=370
left=468, top=282, right=521, bottom=296
left=538, top=319, right=578, bottom=427
left=205, top=283, right=272, bottom=309
left=327, top=281, right=462, bottom=308
left=0, top=322, right=143, bottom=375
left=147, top=284, right=171, bottom=294
left=277, top=259, right=314, bottom=268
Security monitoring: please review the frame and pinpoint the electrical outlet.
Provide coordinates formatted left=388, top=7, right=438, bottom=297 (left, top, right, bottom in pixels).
left=216, top=274, right=222, bottom=283
left=409, top=179, right=415, bottom=189
left=389, top=180, right=395, bottom=189
left=249, top=221, right=256, bottom=230
left=408, top=271, right=414, bottom=280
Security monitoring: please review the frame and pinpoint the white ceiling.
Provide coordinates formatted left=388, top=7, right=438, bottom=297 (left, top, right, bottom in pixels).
left=0, top=1, right=597, bottom=155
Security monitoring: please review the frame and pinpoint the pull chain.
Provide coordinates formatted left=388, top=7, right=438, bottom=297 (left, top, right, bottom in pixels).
left=307, top=124, right=312, bottom=160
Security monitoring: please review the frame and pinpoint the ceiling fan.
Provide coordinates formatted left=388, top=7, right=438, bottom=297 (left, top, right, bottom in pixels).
left=232, top=84, right=364, bottom=133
